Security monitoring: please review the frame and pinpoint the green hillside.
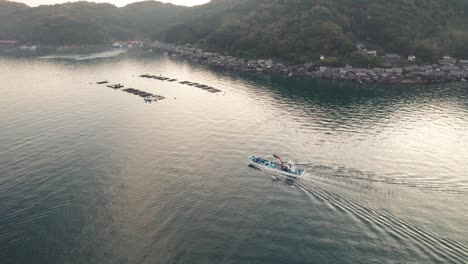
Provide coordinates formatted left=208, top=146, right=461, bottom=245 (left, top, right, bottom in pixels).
left=165, top=0, right=468, bottom=62
left=1, top=0, right=468, bottom=62
left=0, top=0, right=186, bottom=44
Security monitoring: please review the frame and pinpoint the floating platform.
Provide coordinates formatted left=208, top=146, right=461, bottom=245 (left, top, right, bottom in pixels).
left=138, top=74, right=223, bottom=94
left=179, top=80, right=222, bottom=93
left=107, top=84, right=124, bottom=89
left=123, top=88, right=165, bottom=102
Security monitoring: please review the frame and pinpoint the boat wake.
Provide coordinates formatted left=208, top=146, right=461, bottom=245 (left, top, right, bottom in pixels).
left=298, top=163, right=467, bottom=195
left=293, top=177, right=468, bottom=263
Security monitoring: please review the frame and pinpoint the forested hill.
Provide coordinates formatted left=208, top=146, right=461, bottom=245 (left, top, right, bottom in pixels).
left=0, top=0, right=28, bottom=16
left=0, top=0, right=186, bottom=44
left=1, top=0, right=468, bottom=62
left=165, top=0, right=468, bottom=62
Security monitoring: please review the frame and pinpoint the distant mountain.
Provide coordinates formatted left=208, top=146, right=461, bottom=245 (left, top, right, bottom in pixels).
left=1, top=0, right=468, bottom=62
left=0, top=0, right=28, bottom=16
left=0, top=0, right=186, bottom=44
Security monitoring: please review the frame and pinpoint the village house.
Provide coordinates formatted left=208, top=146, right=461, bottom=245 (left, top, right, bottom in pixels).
left=356, top=42, right=377, bottom=56
left=382, top=54, right=402, bottom=63
left=149, top=41, right=468, bottom=83
left=356, top=43, right=365, bottom=51
left=439, top=56, right=457, bottom=65
left=458, top=60, right=468, bottom=68
left=356, top=42, right=371, bottom=52
left=247, top=60, right=257, bottom=67
left=366, top=50, right=377, bottom=56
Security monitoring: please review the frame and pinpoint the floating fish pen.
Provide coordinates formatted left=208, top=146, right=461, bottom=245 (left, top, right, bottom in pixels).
left=138, top=74, right=223, bottom=94
left=194, top=85, right=221, bottom=93
left=176, top=80, right=223, bottom=93
left=123, top=88, right=165, bottom=102
left=107, top=84, right=124, bottom=89
left=123, top=88, right=152, bottom=97
left=96, top=81, right=109, bottom=84
left=206, top=87, right=222, bottom=93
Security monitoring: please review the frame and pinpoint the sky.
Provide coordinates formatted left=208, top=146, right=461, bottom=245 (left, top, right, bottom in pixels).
left=14, top=0, right=210, bottom=7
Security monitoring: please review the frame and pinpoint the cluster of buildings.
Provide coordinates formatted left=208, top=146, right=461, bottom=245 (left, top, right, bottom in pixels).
left=149, top=41, right=468, bottom=83
left=355, top=42, right=419, bottom=64
left=111, top=40, right=144, bottom=49
left=2, top=39, right=467, bottom=83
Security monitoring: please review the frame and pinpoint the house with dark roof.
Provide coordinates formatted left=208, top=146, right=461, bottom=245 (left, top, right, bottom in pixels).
left=439, top=56, right=457, bottom=65
left=382, top=54, right=401, bottom=63
left=458, top=60, right=468, bottom=66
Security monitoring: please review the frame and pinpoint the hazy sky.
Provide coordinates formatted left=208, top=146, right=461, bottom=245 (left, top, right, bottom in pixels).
left=15, top=0, right=210, bottom=7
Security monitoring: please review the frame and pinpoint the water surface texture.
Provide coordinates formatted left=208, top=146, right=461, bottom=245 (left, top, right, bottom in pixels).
left=1, top=52, right=467, bottom=263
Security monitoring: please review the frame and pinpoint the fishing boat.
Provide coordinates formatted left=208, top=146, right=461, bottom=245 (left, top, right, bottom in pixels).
left=249, top=154, right=306, bottom=180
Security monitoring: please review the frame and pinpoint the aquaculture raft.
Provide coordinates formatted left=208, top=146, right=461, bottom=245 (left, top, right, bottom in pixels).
left=122, top=88, right=165, bottom=102
left=140, top=74, right=222, bottom=93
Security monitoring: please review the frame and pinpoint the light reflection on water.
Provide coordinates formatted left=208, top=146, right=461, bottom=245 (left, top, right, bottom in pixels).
left=0, top=52, right=467, bottom=263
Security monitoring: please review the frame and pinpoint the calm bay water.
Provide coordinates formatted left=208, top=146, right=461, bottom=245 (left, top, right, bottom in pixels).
left=1, top=51, right=467, bottom=263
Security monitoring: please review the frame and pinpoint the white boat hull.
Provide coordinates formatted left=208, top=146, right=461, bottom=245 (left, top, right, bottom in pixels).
left=249, top=156, right=305, bottom=180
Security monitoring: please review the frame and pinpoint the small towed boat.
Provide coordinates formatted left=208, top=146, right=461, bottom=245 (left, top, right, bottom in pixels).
left=249, top=154, right=306, bottom=180
left=107, top=84, right=124, bottom=89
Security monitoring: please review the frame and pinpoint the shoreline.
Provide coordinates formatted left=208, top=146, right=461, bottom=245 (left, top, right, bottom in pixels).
left=148, top=41, right=468, bottom=84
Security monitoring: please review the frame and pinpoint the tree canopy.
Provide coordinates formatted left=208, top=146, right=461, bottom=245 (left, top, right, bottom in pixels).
left=165, top=0, right=468, bottom=62
left=1, top=0, right=468, bottom=62
left=0, top=0, right=186, bottom=44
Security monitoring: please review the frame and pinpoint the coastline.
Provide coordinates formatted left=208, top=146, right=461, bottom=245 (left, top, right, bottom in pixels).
left=148, top=41, right=468, bottom=84
left=38, top=49, right=126, bottom=61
